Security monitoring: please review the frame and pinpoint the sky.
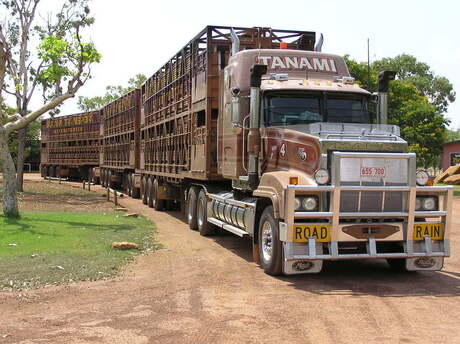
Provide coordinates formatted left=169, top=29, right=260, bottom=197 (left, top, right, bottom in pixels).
left=35, top=0, right=460, bottom=128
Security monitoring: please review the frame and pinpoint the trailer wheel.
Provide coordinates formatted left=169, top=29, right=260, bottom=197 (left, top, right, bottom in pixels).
left=131, top=174, right=140, bottom=199
left=141, top=176, right=148, bottom=204
left=258, top=206, right=283, bottom=276
left=152, top=179, right=165, bottom=211
left=126, top=174, right=132, bottom=197
left=147, top=177, right=154, bottom=208
left=187, top=186, right=199, bottom=230
left=197, top=190, right=216, bottom=236
left=49, top=166, right=55, bottom=178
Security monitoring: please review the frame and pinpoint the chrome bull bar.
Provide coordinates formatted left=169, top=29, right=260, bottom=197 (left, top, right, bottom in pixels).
left=281, top=152, right=454, bottom=261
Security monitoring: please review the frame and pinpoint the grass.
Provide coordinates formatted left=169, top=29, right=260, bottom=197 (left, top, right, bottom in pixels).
left=0, top=211, right=159, bottom=290
left=435, top=183, right=460, bottom=196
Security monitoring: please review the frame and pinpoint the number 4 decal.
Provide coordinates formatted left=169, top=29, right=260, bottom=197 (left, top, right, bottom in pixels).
left=279, top=143, right=286, bottom=158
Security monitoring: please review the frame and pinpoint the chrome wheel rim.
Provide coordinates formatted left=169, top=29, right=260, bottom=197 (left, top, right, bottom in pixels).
left=261, top=221, right=273, bottom=263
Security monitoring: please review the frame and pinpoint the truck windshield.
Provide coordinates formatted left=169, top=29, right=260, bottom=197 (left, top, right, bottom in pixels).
left=264, top=92, right=371, bottom=126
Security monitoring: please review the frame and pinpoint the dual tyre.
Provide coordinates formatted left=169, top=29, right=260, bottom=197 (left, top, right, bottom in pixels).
left=187, top=186, right=216, bottom=236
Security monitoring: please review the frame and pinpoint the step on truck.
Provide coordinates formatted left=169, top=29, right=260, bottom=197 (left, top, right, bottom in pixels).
left=137, top=26, right=453, bottom=275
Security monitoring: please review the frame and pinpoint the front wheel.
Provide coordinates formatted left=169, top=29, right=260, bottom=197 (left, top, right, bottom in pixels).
left=258, top=206, right=283, bottom=276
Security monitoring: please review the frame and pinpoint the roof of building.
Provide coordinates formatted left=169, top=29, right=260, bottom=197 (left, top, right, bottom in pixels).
left=443, top=140, right=460, bottom=146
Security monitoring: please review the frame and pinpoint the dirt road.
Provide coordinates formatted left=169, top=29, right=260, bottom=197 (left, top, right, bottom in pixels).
left=1, top=175, right=459, bottom=343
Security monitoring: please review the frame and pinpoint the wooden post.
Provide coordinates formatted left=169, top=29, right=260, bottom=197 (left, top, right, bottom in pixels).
left=88, top=179, right=91, bottom=191
left=83, top=180, right=86, bottom=190
left=107, top=187, right=110, bottom=201
left=114, top=189, right=118, bottom=206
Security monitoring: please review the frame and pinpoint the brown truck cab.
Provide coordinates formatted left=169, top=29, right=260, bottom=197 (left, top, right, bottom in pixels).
left=210, top=31, right=452, bottom=275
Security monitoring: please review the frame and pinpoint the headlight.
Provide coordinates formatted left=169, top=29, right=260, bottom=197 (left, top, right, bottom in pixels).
left=294, top=197, right=302, bottom=211
left=415, top=196, right=437, bottom=211
left=314, top=169, right=330, bottom=185
left=302, top=196, right=318, bottom=211
left=423, top=197, right=436, bottom=211
left=416, top=170, right=429, bottom=186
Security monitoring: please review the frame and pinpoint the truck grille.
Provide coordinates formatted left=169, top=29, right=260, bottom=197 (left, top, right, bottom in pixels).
left=338, top=155, right=408, bottom=213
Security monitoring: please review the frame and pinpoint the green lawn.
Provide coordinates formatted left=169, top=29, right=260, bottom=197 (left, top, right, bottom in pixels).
left=0, top=212, right=158, bottom=290
left=435, top=183, right=460, bottom=196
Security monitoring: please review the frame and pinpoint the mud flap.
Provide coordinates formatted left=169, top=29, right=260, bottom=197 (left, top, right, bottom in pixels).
left=252, top=243, right=261, bottom=264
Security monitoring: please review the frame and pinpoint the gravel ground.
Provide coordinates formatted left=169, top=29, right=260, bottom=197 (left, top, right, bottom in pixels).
left=0, top=174, right=459, bottom=344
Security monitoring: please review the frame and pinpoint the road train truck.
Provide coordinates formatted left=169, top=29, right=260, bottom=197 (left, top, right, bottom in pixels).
left=134, top=26, right=453, bottom=275
left=40, top=111, right=101, bottom=180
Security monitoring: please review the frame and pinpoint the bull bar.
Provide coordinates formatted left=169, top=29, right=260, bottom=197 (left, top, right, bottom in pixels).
left=281, top=152, right=454, bottom=261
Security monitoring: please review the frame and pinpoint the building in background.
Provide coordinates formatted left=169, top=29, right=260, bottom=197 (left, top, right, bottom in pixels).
left=442, top=141, right=460, bottom=171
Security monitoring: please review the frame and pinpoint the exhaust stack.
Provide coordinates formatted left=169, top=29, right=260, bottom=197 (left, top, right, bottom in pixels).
left=248, top=64, right=267, bottom=189
left=230, top=28, right=240, bottom=56
left=377, top=71, right=396, bottom=124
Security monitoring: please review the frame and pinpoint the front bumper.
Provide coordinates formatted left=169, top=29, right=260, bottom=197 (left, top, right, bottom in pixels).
left=281, top=182, right=453, bottom=274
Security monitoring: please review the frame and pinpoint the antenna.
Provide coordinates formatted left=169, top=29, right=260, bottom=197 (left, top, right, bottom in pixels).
left=367, top=38, right=371, bottom=90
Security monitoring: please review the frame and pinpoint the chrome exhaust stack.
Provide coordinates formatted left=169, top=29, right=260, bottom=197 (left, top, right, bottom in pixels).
left=377, top=71, right=396, bottom=124
left=230, top=28, right=240, bottom=56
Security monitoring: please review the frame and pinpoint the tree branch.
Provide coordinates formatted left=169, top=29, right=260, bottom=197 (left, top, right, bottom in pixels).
left=4, top=92, right=73, bottom=133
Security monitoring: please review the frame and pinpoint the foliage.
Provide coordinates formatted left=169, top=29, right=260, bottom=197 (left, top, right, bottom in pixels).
left=0, top=0, right=101, bottom=217
left=7, top=119, right=40, bottom=163
left=373, top=54, right=455, bottom=113
left=445, top=128, right=460, bottom=142
left=344, top=54, right=453, bottom=168
left=78, top=73, right=146, bottom=111
left=0, top=211, right=157, bottom=290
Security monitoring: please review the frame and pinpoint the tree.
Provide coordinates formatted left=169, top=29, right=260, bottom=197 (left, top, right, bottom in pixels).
left=78, top=73, right=146, bottom=111
left=373, top=54, right=456, bottom=113
left=8, top=119, right=40, bottom=165
left=344, top=55, right=452, bottom=168
left=0, top=0, right=101, bottom=217
left=445, top=128, right=460, bottom=142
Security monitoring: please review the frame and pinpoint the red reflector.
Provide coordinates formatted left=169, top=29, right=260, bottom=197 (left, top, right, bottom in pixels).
left=280, top=42, right=288, bottom=49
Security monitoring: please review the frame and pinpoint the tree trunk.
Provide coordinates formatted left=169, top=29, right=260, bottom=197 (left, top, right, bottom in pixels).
left=0, top=132, right=19, bottom=218
left=16, top=126, right=26, bottom=192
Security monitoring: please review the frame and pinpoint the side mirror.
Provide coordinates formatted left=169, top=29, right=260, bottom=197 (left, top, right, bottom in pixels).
left=370, top=93, right=379, bottom=103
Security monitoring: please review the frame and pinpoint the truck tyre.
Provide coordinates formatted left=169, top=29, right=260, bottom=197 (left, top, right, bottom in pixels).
left=131, top=174, right=140, bottom=199
left=387, top=258, right=409, bottom=272
left=147, top=178, right=154, bottom=208
left=152, top=179, right=165, bottom=211
left=258, top=206, right=283, bottom=276
left=197, top=190, right=215, bottom=236
left=141, top=176, right=148, bottom=204
left=187, top=186, right=199, bottom=230
left=126, top=174, right=132, bottom=197
left=49, top=166, right=55, bottom=178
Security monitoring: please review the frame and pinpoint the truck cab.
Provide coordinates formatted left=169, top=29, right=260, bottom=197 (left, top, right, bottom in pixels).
left=213, top=44, right=452, bottom=275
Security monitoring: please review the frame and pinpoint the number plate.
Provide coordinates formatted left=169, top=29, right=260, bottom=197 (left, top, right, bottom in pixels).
left=293, top=225, right=331, bottom=242
left=360, top=167, right=386, bottom=178
left=413, top=223, right=443, bottom=240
